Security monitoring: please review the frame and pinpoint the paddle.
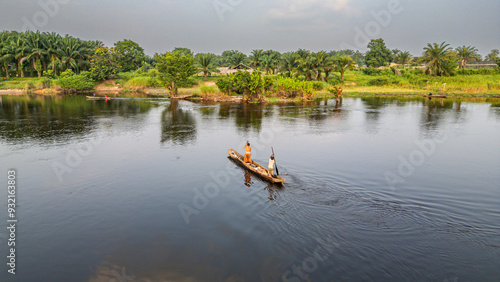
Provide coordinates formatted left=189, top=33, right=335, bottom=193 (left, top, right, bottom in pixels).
left=271, top=147, right=279, bottom=175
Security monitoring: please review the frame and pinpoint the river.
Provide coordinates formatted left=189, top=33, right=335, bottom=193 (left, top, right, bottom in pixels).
left=0, top=95, right=499, bottom=281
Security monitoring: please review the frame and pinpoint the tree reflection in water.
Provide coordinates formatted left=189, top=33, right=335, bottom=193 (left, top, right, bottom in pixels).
left=161, top=100, right=197, bottom=146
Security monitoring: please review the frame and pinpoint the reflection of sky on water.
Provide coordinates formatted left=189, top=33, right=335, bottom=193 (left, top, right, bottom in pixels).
left=0, top=96, right=499, bottom=281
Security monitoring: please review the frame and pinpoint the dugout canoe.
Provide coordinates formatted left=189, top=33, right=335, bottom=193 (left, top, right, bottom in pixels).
left=227, top=148, right=285, bottom=184
left=424, top=94, right=447, bottom=98
left=86, top=96, right=110, bottom=100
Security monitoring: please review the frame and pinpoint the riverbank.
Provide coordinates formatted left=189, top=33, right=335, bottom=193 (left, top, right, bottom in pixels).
left=2, top=71, right=500, bottom=99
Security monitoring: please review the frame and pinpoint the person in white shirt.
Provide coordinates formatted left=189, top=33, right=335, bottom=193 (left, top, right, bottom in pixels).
left=268, top=154, right=276, bottom=177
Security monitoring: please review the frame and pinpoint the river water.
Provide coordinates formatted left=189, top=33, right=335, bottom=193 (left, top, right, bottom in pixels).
left=0, top=95, right=499, bottom=281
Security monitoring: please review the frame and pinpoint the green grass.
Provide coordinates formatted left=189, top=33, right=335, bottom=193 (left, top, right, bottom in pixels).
left=0, top=77, right=53, bottom=90
left=3, top=69, right=500, bottom=98
left=340, top=70, right=500, bottom=96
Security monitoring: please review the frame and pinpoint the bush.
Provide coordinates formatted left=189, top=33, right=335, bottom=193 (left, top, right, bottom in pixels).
left=200, top=85, right=217, bottom=95
left=56, top=73, right=94, bottom=92
left=147, top=68, right=158, bottom=78
left=44, top=70, right=56, bottom=79
left=216, top=76, right=234, bottom=94
left=457, top=68, right=498, bottom=75
left=312, top=81, right=325, bottom=91
left=272, top=77, right=314, bottom=98
left=362, top=67, right=383, bottom=76
left=263, top=75, right=275, bottom=92
left=368, top=77, right=390, bottom=86
left=328, top=74, right=344, bottom=86
left=38, top=78, right=52, bottom=89
left=60, top=69, right=75, bottom=78
left=25, top=81, right=35, bottom=90
left=126, top=76, right=158, bottom=89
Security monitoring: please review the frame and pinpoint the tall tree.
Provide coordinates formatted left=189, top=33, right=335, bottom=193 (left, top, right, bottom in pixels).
left=57, top=36, right=93, bottom=74
left=310, top=51, right=332, bottom=81
left=42, top=32, right=62, bottom=75
left=485, top=49, right=499, bottom=61
left=114, top=39, right=146, bottom=72
left=456, top=46, right=480, bottom=69
left=262, top=51, right=280, bottom=75
left=155, top=50, right=197, bottom=96
left=365, top=38, right=393, bottom=68
left=12, top=35, right=29, bottom=78
left=249, top=49, right=264, bottom=68
left=334, top=55, right=355, bottom=80
left=279, top=52, right=299, bottom=78
left=25, top=31, right=46, bottom=77
left=89, top=46, right=119, bottom=81
left=195, top=53, right=216, bottom=80
left=396, top=51, right=413, bottom=67
left=421, top=42, right=455, bottom=76
left=296, top=54, right=316, bottom=81
left=226, top=51, right=247, bottom=68
left=0, top=32, right=14, bottom=77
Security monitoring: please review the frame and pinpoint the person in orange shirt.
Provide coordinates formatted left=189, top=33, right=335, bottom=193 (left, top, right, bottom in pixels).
left=243, top=141, right=252, bottom=163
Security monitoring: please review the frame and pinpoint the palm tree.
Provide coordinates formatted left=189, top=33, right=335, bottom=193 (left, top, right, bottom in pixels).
left=396, top=51, right=413, bottom=67
left=421, top=42, right=454, bottom=76
left=310, top=51, right=333, bottom=81
left=334, top=55, right=355, bottom=80
left=0, top=32, right=14, bottom=77
left=25, top=31, right=47, bottom=77
left=296, top=49, right=310, bottom=60
left=195, top=53, right=216, bottom=80
left=249, top=49, right=264, bottom=68
left=456, top=46, right=481, bottom=69
left=43, top=32, right=62, bottom=75
left=296, top=54, right=316, bottom=81
left=57, top=36, right=93, bottom=73
left=262, top=52, right=280, bottom=75
left=485, top=49, right=499, bottom=61
left=12, top=35, right=29, bottom=78
left=227, top=51, right=247, bottom=68
left=279, top=52, right=299, bottom=78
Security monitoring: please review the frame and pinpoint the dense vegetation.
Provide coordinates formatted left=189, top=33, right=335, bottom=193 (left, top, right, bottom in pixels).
left=1, top=30, right=499, bottom=97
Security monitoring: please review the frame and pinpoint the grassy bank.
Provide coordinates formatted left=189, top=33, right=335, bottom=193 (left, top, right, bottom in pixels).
left=2, top=70, right=500, bottom=98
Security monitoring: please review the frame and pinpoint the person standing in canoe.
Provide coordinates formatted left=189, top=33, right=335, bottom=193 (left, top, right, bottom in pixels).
left=243, top=141, right=252, bottom=163
left=268, top=154, right=276, bottom=178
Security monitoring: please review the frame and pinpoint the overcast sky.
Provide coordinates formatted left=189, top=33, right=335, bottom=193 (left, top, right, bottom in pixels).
left=1, top=0, right=499, bottom=56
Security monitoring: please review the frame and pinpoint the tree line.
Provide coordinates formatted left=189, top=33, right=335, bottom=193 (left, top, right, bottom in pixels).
left=0, top=31, right=150, bottom=79
left=1, top=30, right=499, bottom=82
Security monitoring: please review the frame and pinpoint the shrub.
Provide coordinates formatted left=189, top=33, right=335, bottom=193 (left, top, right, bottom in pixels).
left=362, top=67, right=382, bottom=76
left=200, top=85, right=217, bottom=95
left=60, top=69, right=75, bottom=78
left=147, top=68, right=158, bottom=78
left=368, top=77, right=390, bottom=86
left=312, top=81, right=324, bottom=91
left=328, top=74, right=344, bottom=86
left=56, top=73, right=94, bottom=92
left=263, top=75, right=275, bottom=92
left=25, top=81, right=35, bottom=90
left=38, top=78, right=52, bottom=89
left=126, top=76, right=158, bottom=89
left=272, top=77, right=315, bottom=98
left=44, top=70, right=56, bottom=79
left=216, top=76, right=234, bottom=95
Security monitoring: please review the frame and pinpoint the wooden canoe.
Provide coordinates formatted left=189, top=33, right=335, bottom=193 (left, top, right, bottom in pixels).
left=86, top=96, right=110, bottom=100
left=424, top=94, right=447, bottom=98
left=227, top=148, right=285, bottom=184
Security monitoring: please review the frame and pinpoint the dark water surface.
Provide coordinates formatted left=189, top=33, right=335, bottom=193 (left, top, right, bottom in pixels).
left=0, top=95, right=499, bottom=281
